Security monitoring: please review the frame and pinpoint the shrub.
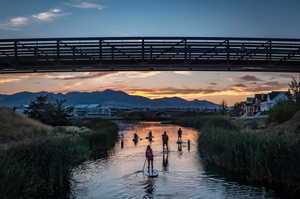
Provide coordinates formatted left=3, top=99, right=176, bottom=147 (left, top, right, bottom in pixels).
left=173, top=115, right=237, bottom=131
left=0, top=136, right=89, bottom=199
left=198, top=127, right=300, bottom=194
left=0, top=118, right=118, bottom=199
left=268, top=101, right=300, bottom=124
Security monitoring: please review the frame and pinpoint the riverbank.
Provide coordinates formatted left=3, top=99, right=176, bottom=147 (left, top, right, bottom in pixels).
left=0, top=108, right=119, bottom=199
left=172, top=115, right=300, bottom=197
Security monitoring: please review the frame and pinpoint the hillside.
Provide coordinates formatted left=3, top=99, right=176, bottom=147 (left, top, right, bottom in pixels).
left=0, top=107, right=52, bottom=143
left=0, top=89, right=221, bottom=109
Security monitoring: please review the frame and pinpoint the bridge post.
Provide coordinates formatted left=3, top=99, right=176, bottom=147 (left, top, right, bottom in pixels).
left=34, top=47, right=38, bottom=59
left=14, top=41, right=18, bottom=59
left=72, top=46, right=75, bottom=61
left=142, top=39, right=145, bottom=61
left=150, top=45, right=153, bottom=60
left=226, top=40, right=230, bottom=63
left=189, top=45, right=191, bottom=60
left=99, top=40, right=102, bottom=61
left=56, top=40, right=60, bottom=61
left=111, top=46, right=114, bottom=61
left=269, top=40, right=272, bottom=61
left=184, top=39, right=187, bottom=62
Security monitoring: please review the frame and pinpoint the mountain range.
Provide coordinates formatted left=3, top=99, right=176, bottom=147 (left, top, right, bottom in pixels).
left=0, top=89, right=221, bottom=109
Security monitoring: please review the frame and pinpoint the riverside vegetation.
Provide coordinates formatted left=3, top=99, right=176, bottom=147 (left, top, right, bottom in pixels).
left=0, top=107, right=118, bottom=199
left=172, top=104, right=300, bottom=196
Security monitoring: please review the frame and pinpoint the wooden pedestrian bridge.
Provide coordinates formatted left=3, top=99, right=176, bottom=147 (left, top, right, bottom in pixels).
left=0, top=36, right=300, bottom=73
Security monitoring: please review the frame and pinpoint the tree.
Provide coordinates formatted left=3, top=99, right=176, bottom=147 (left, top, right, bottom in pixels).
left=221, top=99, right=227, bottom=115
left=289, top=76, right=300, bottom=102
left=233, top=102, right=243, bottom=116
left=25, top=95, right=74, bottom=126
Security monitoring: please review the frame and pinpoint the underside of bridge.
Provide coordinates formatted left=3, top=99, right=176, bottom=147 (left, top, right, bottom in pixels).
left=0, top=37, right=300, bottom=73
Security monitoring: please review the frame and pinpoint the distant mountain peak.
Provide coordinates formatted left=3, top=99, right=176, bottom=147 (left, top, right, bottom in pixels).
left=0, top=89, right=221, bottom=109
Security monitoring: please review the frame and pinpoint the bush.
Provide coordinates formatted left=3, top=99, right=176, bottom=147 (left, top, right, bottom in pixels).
left=173, top=114, right=300, bottom=196
left=25, top=95, right=73, bottom=126
left=268, top=101, right=300, bottom=124
left=173, top=115, right=237, bottom=131
left=0, top=136, right=90, bottom=199
left=198, top=127, right=300, bottom=195
left=0, top=118, right=118, bottom=199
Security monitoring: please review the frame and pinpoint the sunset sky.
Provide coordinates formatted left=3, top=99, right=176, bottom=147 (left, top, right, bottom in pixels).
left=1, top=0, right=300, bottom=105
left=0, top=72, right=296, bottom=105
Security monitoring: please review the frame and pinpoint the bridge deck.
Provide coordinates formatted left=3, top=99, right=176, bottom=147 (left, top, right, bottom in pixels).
left=0, top=37, right=300, bottom=73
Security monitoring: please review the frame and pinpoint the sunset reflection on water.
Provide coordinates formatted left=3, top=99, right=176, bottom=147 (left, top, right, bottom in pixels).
left=73, top=122, right=277, bottom=199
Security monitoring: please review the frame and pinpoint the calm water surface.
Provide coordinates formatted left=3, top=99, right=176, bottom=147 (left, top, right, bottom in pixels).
left=72, top=122, right=279, bottom=199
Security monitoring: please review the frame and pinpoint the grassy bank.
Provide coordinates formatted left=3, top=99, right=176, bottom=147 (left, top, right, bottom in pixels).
left=173, top=115, right=300, bottom=196
left=0, top=108, right=119, bottom=199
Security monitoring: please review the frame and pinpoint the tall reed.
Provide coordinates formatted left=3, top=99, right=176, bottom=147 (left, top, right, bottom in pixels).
left=173, top=115, right=300, bottom=195
left=0, top=119, right=118, bottom=199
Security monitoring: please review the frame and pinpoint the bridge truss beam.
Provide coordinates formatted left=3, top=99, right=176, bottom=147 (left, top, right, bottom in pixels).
left=0, top=37, right=300, bottom=73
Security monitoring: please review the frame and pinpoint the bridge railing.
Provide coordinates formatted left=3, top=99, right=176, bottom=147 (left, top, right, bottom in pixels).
left=1, top=37, right=300, bottom=72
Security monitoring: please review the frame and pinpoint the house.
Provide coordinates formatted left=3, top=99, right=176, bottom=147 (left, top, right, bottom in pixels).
left=236, top=91, right=289, bottom=116
left=260, top=91, right=289, bottom=111
left=73, top=104, right=112, bottom=118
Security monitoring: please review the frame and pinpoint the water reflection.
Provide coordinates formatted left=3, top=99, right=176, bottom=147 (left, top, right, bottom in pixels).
left=162, top=153, right=169, bottom=172
left=72, top=121, right=278, bottom=199
left=143, top=178, right=156, bottom=198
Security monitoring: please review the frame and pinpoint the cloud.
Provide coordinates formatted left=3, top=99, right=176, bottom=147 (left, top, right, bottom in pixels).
left=126, top=87, right=222, bottom=97
left=239, top=75, right=262, bottom=82
left=277, top=74, right=300, bottom=79
left=32, top=9, right=68, bottom=21
left=209, top=82, right=217, bottom=85
left=125, top=72, right=161, bottom=78
left=0, top=9, right=68, bottom=30
left=0, top=78, right=21, bottom=84
left=232, top=83, right=247, bottom=88
left=10, top=17, right=29, bottom=26
left=53, top=72, right=117, bottom=80
left=173, top=71, right=192, bottom=76
left=228, top=81, right=287, bottom=93
left=0, top=17, right=29, bottom=30
left=71, top=2, right=105, bottom=10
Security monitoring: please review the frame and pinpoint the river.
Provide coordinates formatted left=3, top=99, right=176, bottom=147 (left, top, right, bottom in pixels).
left=72, top=121, right=279, bottom=199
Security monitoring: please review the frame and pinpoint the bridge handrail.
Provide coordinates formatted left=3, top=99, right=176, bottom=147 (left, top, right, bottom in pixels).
left=1, top=36, right=300, bottom=42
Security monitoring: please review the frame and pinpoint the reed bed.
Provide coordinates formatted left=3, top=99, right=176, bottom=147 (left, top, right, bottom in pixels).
left=173, top=115, right=300, bottom=196
left=0, top=118, right=118, bottom=199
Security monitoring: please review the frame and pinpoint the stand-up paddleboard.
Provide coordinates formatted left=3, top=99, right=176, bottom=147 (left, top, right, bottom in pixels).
left=163, top=148, right=169, bottom=153
left=176, top=140, right=183, bottom=144
left=145, top=169, right=159, bottom=178
left=145, top=136, right=154, bottom=139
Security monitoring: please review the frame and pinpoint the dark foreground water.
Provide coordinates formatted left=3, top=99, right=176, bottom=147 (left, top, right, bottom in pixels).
left=72, top=122, right=279, bottom=199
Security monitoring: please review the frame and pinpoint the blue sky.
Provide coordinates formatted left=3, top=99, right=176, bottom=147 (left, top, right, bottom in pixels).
left=1, top=0, right=300, bottom=38
left=0, top=0, right=299, bottom=105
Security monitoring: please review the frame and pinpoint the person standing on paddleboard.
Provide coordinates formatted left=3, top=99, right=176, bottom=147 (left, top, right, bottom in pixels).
left=148, top=130, right=153, bottom=138
left=162, top=131, right=169, bottom=151
left=177, top=128, right=183, bottom=141
left=148, top=130, right=153, bottom=142
left=145, top=145, right=154, bottom=172
left=133, top=133, right=139, bottom=141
